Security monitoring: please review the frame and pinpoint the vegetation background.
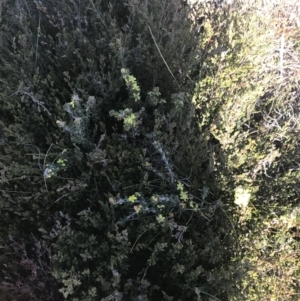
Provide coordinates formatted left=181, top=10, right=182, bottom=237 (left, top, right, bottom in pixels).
left=0, top=0, right=299, bottom=300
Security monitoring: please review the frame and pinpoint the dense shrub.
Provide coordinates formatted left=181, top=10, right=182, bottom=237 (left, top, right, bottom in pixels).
left=0, top=0, right=299, bottom=301
left=190, top=0, right=300, bottom=299
left=0, top=235, right=62, bottom=301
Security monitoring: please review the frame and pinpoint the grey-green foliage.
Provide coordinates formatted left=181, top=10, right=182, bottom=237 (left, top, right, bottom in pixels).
left=2, top=0, right=282, bottom=301
left=56, top=94, right=96, bottom=149
left=189, top=1, right=300, bottom=300
left=0, top=0, right=215, bottom=300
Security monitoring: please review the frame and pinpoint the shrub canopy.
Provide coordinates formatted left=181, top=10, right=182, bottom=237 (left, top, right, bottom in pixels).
left=0, top=0, right=299, bottom=300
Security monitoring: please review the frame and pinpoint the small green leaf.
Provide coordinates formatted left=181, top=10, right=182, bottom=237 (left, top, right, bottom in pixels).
left=156, top=214, right=165, bottom=223
left=128, top=194, right=137, bottom=203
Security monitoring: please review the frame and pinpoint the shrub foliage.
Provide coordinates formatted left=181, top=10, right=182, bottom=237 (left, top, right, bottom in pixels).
left=0, top=0, right=299, bottom=300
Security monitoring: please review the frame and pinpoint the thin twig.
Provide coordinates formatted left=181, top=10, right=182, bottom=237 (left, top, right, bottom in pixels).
left=0, top=190, right=32, bottom=194
left=53, top=193, right=72, bottom=204
left=148, top=25, right=181, bottom=89
left=200, top=290, right=222, bottom=301
left=130, top=229, right=150, bottom=253
left=141, top=265, right=149, bottom=283
left=9, top=142, right=43, bottom=170
left=35, top=14, right=41, bottom=70
left=24, top=0, right=32, bottom=17
left=22, top=91, right=51, bottom=115
left=280, top=32, right=285, bottom=80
